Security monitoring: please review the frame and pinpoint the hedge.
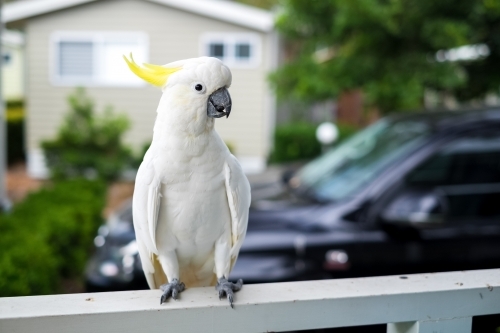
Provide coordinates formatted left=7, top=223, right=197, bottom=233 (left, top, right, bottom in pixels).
left=0, top=179, right=106, bottom=296
left=269, top=122, right=359, bottom=163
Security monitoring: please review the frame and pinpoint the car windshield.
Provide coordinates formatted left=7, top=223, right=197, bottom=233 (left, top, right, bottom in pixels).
left=297, top=118, right=431, bottom=202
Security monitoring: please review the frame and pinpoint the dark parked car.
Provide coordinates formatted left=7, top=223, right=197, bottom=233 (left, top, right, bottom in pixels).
left=85, top=108, right=500, bottom=291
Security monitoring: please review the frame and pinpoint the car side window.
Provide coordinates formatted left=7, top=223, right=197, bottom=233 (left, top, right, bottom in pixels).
left=408, top=133, right=500, bottom=186
left=406, top=132, right=500, bottom=221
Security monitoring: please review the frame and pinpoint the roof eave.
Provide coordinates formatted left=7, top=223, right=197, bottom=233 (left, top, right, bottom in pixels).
left=2, top=0, right=274, bottom=32
left=2, top=0, right=97, bottom=23
left=147, top=0, right=274, bottom=32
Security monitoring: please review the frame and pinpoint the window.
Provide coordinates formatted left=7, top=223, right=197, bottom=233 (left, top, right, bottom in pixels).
left=209, top=43, right=225, bottom=59
left=201, top=33, right=261, bottom=68
left=51, top=31, right=149, bottom=86
left=407, top=133, right=500, bottom=186
left=235, top=43, right=251, bottom=59
left=406, top=132, right=500, bottom=220
left=59, top=42, right=93, bottom=76
left=297, top=119, right=430, bottom=201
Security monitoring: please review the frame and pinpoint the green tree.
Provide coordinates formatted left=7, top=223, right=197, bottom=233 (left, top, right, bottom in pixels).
left=42, top=88, right=132, bottom=181
left=271, top=0, right=498, bottom=114
left=235, top=0, right=278, bottom=10
left=452, top=0, right=500, bottom=101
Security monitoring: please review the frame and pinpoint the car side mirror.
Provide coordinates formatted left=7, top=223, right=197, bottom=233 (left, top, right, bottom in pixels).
left=381, top=189, right=448, bottom=228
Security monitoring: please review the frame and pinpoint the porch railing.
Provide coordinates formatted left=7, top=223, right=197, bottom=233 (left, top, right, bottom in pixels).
left=1, top=269, right=499, bottom=333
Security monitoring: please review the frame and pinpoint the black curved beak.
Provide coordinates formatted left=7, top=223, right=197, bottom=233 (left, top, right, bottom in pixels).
left=207, top=87, right=232, bottom=118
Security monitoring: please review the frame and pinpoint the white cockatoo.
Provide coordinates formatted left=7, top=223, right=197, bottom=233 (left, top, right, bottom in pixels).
left=124, top=55, right=250, bottom=307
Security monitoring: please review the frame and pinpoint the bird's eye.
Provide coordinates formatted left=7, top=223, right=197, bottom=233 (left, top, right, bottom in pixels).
left=193, top=83, right=206, bottom=93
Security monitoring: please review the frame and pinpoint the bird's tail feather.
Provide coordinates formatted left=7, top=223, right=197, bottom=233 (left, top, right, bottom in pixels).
left=148, top=254, right=221, bottom=289
left=150, top=254, right=167, bottom=289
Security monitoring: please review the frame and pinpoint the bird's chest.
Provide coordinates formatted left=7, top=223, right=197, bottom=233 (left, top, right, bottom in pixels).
left=156, top=157, right=230, bottom=246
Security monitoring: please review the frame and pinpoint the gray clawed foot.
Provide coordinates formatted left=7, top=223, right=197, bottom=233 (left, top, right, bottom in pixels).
left=160, top=279, right=185, bottom=304
left=215, top=277, right=243, bottom=308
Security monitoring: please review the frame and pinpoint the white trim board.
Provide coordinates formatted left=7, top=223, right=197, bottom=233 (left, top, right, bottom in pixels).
left=2, top=0, right=98, bottom=23
left=2, top=30, right=25, bottom=47
left=1, top=269, right=499, bottom=333
left=2, top=0, right=274, bottom=32
left=149, top=0, right=273, bottom=32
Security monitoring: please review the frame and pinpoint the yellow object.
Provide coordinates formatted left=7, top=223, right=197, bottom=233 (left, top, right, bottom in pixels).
left=6, top=106, right=24, bottom=122
left=123, top=53, right=181, bottom=87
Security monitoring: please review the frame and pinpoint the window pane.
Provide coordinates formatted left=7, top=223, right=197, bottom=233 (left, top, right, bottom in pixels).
left=101, top=42, right=145, bottom=85
left=299, top=120, right=430, bottom=201
left=209, top=43, right=224, bottom=58
left=235, top=43, right=251, bottom=59
left=407, top=134, right=500, bottom=186
left=59, top=41, right=93, bottom=76
left=405, top=133, right=500, bottom=220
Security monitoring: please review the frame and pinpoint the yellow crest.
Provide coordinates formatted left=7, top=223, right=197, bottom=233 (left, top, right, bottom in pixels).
left=123, top=53, right=181, bottom=87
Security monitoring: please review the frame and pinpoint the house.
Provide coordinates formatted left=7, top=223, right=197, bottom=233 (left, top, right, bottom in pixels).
left=3, top=0, right=277, bottom=177
left=2, top=29, right=24, bottom=102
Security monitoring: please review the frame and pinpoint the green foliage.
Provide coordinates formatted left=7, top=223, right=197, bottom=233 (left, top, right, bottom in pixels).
left=270, top=122, right=321, bottom=163
left=234, top=0, right=278, bottom=10
left=271, top=0, right=498, bottom=113
left=0, top=179, right=106, bottom=296
left=270, top=122, right=358, bottom=163
left=42, top=88, right=132, bottom=181
left=452, top=1, right=500, bottom=101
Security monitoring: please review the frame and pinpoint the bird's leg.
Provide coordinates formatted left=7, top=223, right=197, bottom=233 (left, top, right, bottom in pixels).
left=160, top=279, right=185, bottom=304
left=214, top=234, right=243, bottom=308
left=216, top=276, right=243, bottom=308
left=158, top=251, right=185, bottom=304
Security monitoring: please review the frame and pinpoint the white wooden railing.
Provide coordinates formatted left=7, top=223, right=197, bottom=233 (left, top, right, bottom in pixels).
left=1, top=269, right=499, bottom=333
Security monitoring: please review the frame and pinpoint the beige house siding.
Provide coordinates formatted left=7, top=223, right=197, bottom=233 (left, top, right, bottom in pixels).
left=2, top=37, right=24, bottom=101
left=25, top=0, right=273, bottom=176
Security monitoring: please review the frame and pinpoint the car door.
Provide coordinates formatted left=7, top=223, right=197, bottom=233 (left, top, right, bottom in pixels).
left=378, top=129, right=500, bottom=272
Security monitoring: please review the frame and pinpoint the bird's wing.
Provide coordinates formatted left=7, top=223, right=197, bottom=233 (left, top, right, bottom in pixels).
left=132, top=158, right=163, bottom=289
left=224, top=155, right=251, bottom=270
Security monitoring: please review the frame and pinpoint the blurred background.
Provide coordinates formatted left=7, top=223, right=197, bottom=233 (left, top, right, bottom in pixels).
left=1, top=0, right=500, bottom=331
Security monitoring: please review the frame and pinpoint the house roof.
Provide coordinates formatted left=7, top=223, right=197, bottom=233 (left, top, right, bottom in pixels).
left=2, top=0, right=274, bottom=32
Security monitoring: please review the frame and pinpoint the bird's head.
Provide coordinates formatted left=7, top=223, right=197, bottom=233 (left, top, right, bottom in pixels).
left=124, top=55, right=232, bottom=127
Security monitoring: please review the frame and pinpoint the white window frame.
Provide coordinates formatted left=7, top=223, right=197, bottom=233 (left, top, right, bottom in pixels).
left=50, top=31, right=149, bottom=87
left=200, top=32, right=261, bottom=69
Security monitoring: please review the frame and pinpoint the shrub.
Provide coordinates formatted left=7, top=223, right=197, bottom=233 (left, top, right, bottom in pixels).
left=0, top=230, right=58, bottom=296
left=269, top=122, right=359, bottom=163
left=0, top=179, right=106, bottom=296
left=270, top=122, right=321, bottom=163
left=42, top=88, right=132, bottom=181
